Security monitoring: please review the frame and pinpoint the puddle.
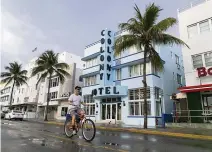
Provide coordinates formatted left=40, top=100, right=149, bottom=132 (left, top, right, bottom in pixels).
left=104, top=142, right=119, bottom=146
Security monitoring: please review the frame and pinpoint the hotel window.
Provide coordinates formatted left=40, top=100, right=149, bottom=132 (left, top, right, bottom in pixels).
left=154, top=87, right=161, bottom=99
left=84, top=75, right=96, bottom=86
left=177, top=74, right=182, bottom=85
left=49, top=91, right=58, bottom=100
left=86, top=57, right=97, bottom=68
left=199, top=20, right=210, bottom=33
left=1, top=87, right=10, bottom=94
left=187, top=24, right=197, bottom=38
left=1, top=95, right=9, bottom=102
left=204, top=52, right=212, bottom=67
left=175, top=55, right=179, bottom=65
left=49, top=77, right=59, bottom=88
left=116, top=69, right=122, bottom=80
left=192, top=55, right=203, bottom=69
left=83, top=95, right=95, bottom=115
left=129, top=101, right=151, bottom=116
left=129, top=63, right=150, bottom=77
left=128, top=87, right=151, bottom=116
left=61, top=107, right=68, bottom=116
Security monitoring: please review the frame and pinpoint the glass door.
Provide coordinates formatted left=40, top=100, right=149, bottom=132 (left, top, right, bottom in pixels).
left=106, top=104, right=111, bottom=119
left=112, top=104, right=116, bottom=119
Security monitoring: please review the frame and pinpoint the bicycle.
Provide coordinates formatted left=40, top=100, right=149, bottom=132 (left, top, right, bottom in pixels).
left=64, top=108, right=96, bottom=142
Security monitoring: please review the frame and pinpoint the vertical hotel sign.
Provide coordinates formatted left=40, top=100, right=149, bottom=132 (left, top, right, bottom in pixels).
left=99, top=29, right=114, bottom=86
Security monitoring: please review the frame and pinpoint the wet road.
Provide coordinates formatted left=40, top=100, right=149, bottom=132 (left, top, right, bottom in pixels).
left=1, top=120, right=212, bottom=152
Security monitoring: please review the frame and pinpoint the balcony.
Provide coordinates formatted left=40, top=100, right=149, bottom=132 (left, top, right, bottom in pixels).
left=83, top=65, right=99, bottom=76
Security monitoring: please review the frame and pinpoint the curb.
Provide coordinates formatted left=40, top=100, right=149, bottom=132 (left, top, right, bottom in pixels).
left=45, top=121, right=212, bottom=141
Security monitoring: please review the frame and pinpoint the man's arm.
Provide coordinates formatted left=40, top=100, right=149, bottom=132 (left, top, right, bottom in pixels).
left=68, top=95, right=73, bottom=104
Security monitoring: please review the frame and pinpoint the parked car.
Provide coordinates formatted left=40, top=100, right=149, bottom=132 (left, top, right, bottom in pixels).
left=5, top=110, right=24, bottom=121
left=1, top=111, right=6, bottom=119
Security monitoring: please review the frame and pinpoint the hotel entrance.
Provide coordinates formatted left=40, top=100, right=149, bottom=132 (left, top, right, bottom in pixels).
left=101, top=98, right=122, bottom=121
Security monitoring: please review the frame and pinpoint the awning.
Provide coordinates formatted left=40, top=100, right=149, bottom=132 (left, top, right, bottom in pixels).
left=170, top=92, right=187, bottom=100
left=178, top=84, right=212, bottom=93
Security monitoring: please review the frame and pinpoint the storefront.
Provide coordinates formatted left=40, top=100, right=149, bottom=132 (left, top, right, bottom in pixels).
left=178, top=84, right=212, bottom=123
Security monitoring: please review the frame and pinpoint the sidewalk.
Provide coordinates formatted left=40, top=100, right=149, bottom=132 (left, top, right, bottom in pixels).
left=26, top=119, right=212, bottom=141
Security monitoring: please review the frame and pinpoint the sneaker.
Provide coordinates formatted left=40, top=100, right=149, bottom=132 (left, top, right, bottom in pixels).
left=72, top=130, right=77, bottom=135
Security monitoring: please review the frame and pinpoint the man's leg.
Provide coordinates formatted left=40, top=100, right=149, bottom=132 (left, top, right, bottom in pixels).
left=72, top=114, right=76, bottom=128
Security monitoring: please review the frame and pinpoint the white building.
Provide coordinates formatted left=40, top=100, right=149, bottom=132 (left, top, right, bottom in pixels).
left=0, top=52, right=84, bottom=120
left=81, top=29, right=185, bottom=127
left=177, top=0, right=212, bottom=123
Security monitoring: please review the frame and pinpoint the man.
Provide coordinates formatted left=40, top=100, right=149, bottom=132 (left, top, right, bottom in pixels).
left=68, top=86, right=84, bottom=134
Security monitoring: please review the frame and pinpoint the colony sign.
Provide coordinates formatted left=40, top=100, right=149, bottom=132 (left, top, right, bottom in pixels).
left=197, top=67, right=212, bottom=77
left=99, top=29, right=113, bottom=86
left=91, top=29, right=128, bottom=98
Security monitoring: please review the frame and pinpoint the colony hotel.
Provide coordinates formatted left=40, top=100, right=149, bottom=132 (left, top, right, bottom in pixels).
left=81, top=29, right=185, bottom=127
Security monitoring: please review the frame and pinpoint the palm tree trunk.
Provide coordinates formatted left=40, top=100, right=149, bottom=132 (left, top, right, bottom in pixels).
left=44, top=74, right=51, bottom=121
left=9, top=81, right=15, bottom=110
left=143, top=48, right=148, bottom=129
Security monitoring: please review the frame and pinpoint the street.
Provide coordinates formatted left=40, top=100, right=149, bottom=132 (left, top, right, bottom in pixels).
left=1, top=120, right=212, bottom=152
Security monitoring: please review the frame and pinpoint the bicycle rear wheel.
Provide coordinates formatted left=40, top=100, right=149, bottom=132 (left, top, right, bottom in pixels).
left=82, top=119, right=96, bottom=142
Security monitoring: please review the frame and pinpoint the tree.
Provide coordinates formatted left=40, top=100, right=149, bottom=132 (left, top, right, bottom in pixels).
left=31, top=50, right=70, bottom=121
left=1, top=62, right=28, bottom=109
left=114, top=3, right=189, bottom=129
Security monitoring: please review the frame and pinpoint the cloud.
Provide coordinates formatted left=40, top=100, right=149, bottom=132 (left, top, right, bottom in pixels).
left=1, top=8, right=48, bottom=68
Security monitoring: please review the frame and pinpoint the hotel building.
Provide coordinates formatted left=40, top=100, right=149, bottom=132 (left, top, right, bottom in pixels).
left=81, top=29, right=185, bottom=127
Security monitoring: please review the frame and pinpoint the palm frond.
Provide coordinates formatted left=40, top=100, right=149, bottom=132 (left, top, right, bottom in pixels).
left=54, top=63, right=69, bottom=69
left=114, top=35, right=139, bottom=56
left=36, top=71, right=48, bottom=88
left=3, top=77, right=13, bottom=88
left=15, top=77, right=28, bottom=87
left=143, top=3, right=162, bottom=30
left=31, top=65, right=46, bottom=77
left=1, top=72, right=12, bottom=78
left=149, top=47, right=164, bottom=72
left=19, top=70, right=28, bottom=76
left=154, top=33, right=190, bottom=48
left=52, top=67, right=70, bottom=84
left=134, top=4, right=143, bottom=23
left=153, top=17, right=177, bottom=32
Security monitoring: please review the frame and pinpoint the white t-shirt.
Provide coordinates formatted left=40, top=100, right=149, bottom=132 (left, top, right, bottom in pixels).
left=68, top=94, right=82, bottom=106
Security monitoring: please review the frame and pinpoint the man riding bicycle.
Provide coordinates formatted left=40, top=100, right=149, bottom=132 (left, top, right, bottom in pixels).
left=67, top=86, right=85, bottom=135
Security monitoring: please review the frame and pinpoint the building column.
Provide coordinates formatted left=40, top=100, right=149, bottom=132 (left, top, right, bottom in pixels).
left=121, top=96, right=128, bottom=124
left=95, top=99, right=101, bottom=122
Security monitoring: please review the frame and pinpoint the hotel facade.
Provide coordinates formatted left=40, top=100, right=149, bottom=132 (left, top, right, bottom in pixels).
left=81, top=29, right=185, bottom=127
left=176, top=0, right=212, bottom=123
left=0, top=52, right=84, bottom=120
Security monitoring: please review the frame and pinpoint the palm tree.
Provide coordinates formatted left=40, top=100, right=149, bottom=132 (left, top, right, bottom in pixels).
left=31, top=50, right=70, bottom=121
left=1, top=62, right=28, bottom=109
left=114, top=3, right=189, bottom=129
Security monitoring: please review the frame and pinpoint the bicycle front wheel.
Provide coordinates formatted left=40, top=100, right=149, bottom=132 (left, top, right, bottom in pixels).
left=82, top=119, right=96, bottom=142
left=64, top=120, right=74, bottom=138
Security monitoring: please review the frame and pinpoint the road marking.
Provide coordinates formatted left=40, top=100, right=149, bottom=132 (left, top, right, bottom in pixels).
left=4, top=124, right=129, bottom=152
left=43, top=134, right=128, bottom=152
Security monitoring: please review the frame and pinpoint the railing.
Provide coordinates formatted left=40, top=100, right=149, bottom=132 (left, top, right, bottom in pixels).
left=172, top=110, right=212, bottom=123
left=178, top=0, right=210, bottom=13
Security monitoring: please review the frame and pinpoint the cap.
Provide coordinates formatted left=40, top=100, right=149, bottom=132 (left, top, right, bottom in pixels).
left=75, top=86, right=81, bottom=90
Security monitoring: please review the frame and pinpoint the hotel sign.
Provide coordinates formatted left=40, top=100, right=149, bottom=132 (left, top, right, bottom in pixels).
left=91, top=86, right=128, bottom=97
left=197, top=67, right=212, bottom=77
left=99, top=29, right=113, bottom=86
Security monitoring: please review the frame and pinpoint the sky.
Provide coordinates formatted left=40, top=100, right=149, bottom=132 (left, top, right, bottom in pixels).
left=1, top=0, right=193, bottom=69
